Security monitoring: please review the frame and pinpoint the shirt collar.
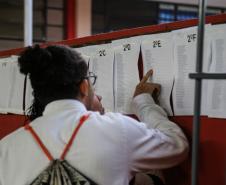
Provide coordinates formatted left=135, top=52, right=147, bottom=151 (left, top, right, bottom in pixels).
left=43, top=99, right=87, bottom=116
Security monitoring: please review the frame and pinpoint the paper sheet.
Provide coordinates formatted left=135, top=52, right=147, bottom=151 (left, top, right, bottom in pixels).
left=7, top=56, right=25, bottom=114
left=141, top=32, right=174, bottom=115
left=207, top=24, right=226, bottom=119
left=112, top=38, right=140, bottom=114
left=89, top=44, right=115, bottom=112
left=25, top=76, right=34, bottom=113
left=172, top=26, right=212, bottom=116
left=74, top=46, right=96, bottom=64
left=0, top=57, right=14, bottom=113
left=0, top=56, right=26, bottom=114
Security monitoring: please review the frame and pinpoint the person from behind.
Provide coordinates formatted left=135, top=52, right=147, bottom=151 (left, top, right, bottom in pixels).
left=0, top=45, right=188, bottom=185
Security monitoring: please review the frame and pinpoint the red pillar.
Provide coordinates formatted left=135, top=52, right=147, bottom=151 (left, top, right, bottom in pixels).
left=65, top=0, right=76, bottom=39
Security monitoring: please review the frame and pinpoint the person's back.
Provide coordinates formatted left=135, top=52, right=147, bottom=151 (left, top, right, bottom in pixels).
left=1, top=102, right=134, bottom=184
left=0, top=45, right=188, bottom=185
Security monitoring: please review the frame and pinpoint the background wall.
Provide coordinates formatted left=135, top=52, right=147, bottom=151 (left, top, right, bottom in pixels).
left=76, top=0, right=91, bottom=37
left=153, top=0, right=226, bottom=7
left=0, top=0, right=226, bottom=51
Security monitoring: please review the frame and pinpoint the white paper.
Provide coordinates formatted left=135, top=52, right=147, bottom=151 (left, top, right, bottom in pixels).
left=89, top=44, right=115, bottom=112
left=112, top=36, right=142, bottom=47
left=7, top=56, right=25, bottom=114
left=112, top=39, right=140, bottom=114
left=74, top=46, right=96, bottom=65
left=141, top=32, right=174, bottom=115
left=208, top=23, right=226, bottom=34
left=172, top=25, right=212, bottom=116
left=207, top=24, right=226, bottom=119
left=128, top=35, right=143, bottom=45
left=0, top=57, right=14, bottom=113
left=25, top=76, right=34, bottom=113
left=0, top=56, right=26, bottom=114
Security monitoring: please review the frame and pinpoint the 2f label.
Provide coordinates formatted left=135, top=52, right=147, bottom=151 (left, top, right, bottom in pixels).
left=187, top=34, right=197, bottom=43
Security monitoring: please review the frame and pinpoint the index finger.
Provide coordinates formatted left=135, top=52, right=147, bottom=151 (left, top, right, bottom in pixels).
left=140, top=69, right=153, bottom=84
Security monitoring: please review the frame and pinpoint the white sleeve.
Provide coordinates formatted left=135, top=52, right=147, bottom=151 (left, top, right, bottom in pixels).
left=122, top=93, right=188, bottom=172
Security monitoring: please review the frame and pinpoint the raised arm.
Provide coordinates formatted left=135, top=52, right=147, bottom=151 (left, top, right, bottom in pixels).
left=124, top=70, right=189, bottom=172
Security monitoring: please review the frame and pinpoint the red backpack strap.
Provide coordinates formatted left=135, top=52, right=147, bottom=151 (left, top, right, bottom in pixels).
left=24, top=114, right=90, bottom=161
left=24, top=124, right=54, bottom=161
left=60, top=114, right=90, bottom=160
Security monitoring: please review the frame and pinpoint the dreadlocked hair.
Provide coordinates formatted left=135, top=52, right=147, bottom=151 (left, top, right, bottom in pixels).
left=18, top=44, right=88, bottom=121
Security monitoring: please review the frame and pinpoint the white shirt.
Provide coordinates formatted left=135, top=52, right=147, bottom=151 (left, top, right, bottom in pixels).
left=0, top=94, right=188, bottom=185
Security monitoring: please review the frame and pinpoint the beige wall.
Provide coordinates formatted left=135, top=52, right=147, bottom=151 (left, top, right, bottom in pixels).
left=75, top=0, right=92, bottom=38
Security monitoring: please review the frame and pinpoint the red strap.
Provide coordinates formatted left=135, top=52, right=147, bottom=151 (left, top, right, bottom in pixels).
left=60, top=114, right=90, bottom=160
left=24, top=124, right=54, bottom=161
left=24, top=114, right=90, bottom=161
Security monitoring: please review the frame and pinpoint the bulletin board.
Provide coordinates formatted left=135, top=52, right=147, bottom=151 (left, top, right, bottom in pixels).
left=1, top=13, right=226, bottom=185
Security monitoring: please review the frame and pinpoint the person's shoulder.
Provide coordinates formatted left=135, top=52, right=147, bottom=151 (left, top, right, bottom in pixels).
left=88, top=111, right=139, bottom=129
left=88, top=111, right=128, bottom=127
left=89, top=111, right=123, bottom=121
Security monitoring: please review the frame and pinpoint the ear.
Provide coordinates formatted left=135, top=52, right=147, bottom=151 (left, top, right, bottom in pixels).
left=79, top=79, right=89, bottom=97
